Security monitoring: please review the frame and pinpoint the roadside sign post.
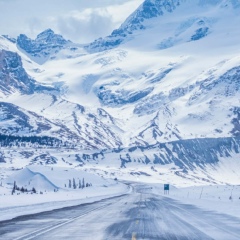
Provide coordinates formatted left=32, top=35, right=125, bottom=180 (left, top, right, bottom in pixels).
left=164, top=184, right=170, bottom=195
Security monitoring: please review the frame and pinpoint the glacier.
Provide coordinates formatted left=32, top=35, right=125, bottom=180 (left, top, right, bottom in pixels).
left=0, top=0, right=240, bottom=185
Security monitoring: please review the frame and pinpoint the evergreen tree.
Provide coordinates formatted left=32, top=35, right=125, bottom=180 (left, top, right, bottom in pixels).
left=82, top=178, right=85, bottom=189
left=32, top=187, right=36, bottom=193
left=79, top=179, right=81, bottom=189
left=73, top=178, right=76, bottom=189
left=69, top=179, right=72, bottom=188
left=11, top=181, right=16, bottom=195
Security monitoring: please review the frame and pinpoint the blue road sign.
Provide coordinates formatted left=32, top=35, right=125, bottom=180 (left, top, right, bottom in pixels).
left=164, top=184, right=169, bottom=191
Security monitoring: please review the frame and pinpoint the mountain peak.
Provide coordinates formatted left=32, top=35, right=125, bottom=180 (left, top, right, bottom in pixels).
left=85, top=0, right=181, bottom=52
left=135, top=0, right=180, bottom=18
left=86, top=0, right=240, bottom=53
left=119, top=0, right=181, bottom=33
left=16, top=29, right=71, bottom=64
left=36, top=29, right=55, bottom=39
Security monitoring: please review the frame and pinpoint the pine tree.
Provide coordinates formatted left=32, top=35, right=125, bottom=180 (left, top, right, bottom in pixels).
left=69, top=179, right=72, bottom=188
left=73, top=178, right=76, bottom=189
left=11, top=181, right=16, bottom=195
left=79, top=179, right=81, bottom=189
left=32, top=187, right=36, bottom=193
left=82, top=178, right=85, bottom=189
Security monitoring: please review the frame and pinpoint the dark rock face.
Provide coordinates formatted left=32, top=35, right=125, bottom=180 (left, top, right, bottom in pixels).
left=191, top=27, right=209, bottom=41
left=68, top=137, right=240, bottom=183
left=89, top=137, right=240, bottom=171
left=0, top=50, right=35, bottom=95
left=97, top=87, right=153, bottom=107
left=0, top=102, right=85, bottom=148
left=0, top=102, right=54, bottom=136
left=17, top=29, right=70, bottom=61
left=2, top=35, right=16, bottom=43
left=0, top=152, right=6, bottom=163
left=0, top=50, right=54, bottom=95
left=31, top=154, right=58, bottom=165
left=188, top=66, right=240, bottom=105
left=231, top=107, right=240, bottom=137
left=130, top=0, right=180, bottom=20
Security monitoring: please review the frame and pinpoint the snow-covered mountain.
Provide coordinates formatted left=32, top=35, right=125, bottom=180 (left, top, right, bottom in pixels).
left=0, top=49, right=55, bottom=96
left=16, top=29, right=82, bottom=64
left=0, top=0, right=240, bottom=184
left=86, top=0, right=182, bottom=52
left=86, top=0, right=240, bottom=52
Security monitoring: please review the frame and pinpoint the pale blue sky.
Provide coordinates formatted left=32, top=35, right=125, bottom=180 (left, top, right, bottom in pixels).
left=0, top=0, right=143, bottom=43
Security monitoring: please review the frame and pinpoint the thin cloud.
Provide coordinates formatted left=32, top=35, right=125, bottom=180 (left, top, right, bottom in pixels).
left=56, top=8, right=114, bottom=43
left=0, top=0, right=144, bottom=43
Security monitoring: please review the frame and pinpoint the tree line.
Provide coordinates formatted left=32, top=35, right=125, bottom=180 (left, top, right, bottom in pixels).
left=11, top=181, right=36, bottom=195
left=67, top=178, right=92, bottom=189
left=0, top=134, right=75, bottom=148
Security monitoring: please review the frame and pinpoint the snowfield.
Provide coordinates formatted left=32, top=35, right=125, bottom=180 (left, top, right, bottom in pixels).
left=0, top=165, right=129, bottom=222
left=152, top=183, right=240, bottom=220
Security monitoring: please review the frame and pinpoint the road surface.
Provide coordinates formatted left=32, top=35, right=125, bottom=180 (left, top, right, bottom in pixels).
left=0, top=183, right=240, bottom=240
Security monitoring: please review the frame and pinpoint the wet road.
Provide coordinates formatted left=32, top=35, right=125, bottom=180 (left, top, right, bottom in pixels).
left=0, top=183, right=240, bottom=240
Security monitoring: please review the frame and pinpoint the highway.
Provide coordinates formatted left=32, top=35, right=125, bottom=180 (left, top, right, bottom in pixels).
left=0, top=183, right=240, bottom=240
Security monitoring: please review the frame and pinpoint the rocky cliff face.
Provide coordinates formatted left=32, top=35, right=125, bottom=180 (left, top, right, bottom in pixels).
left=78, top=136, right=240, bottom=184
left=0, top=49, right=54, bottom=95
left=0, top=49, right=35, bottom=95
left=17, top=29, right=70, bottom=63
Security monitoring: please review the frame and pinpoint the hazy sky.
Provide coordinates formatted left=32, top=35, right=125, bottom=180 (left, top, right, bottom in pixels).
left=0, top=0, right=143, bottom=43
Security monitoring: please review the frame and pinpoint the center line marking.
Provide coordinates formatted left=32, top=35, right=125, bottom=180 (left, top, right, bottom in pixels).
left=132, top=232, right=137, bottom=240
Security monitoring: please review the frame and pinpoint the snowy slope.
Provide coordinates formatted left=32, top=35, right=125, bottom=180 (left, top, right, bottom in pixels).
left=7, top=167, right=58, bottom=191
left=0, top=38, right=123, bottom=149
left=86, top=0, right=240, bottom=52
left=1, top=136, right=240, bottom=186
left=18, top=0, right=240, bottom=146
left=0, top=0, right=240, bottom=184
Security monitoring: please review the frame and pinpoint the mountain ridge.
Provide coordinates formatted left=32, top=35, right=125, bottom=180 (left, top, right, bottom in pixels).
left=0, top=0, right=240, bottom=184
left=16, top=29, right=71, bottom=64
left=85, top=0, right=240, bottom=52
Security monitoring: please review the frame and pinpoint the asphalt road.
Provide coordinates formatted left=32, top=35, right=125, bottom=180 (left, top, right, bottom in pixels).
left=0, top=183, right=240, bottom=240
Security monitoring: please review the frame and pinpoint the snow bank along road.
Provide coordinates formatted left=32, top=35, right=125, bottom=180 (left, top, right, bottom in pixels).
left=0, top=183, right=240, bottom=240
